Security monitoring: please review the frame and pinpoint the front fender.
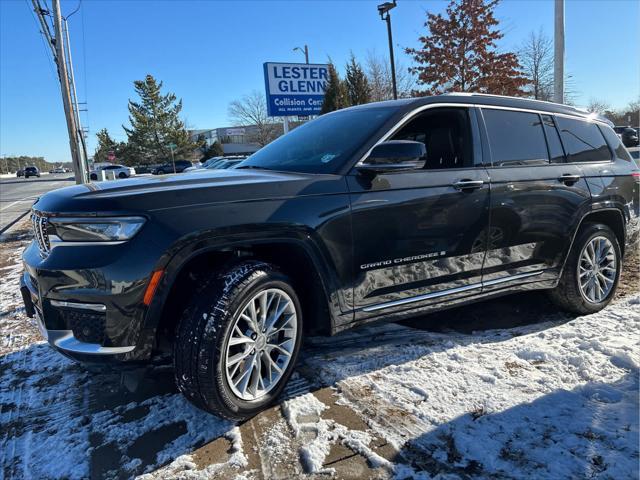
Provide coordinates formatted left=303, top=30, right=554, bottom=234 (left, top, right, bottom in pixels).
left=142, top=225, right=347, bottom=339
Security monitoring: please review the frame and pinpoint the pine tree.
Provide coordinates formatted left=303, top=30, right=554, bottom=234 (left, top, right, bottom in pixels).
left=406, top=0, right=527, bottom=96
left=201, top=140, right=224, bottom=160
left=345, top=54, right=371, bottom=105
left=93, top=128, right=124, bottom=163
left=320, top=63, right=350, bottom=114
left=123, top=75, right=198, bottom=165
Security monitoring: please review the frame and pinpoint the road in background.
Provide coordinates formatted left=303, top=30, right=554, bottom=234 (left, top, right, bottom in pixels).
left=0, top=174, right=74, bottom=232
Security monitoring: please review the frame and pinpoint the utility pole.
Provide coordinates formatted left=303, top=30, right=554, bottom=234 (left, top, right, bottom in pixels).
left=553, top=0, right=565, bottom=104
left=32, top=0, right=87, bottom=183
left=63, top=18, right=90, bottom=176
left=378, top=1, right=398, bottom=100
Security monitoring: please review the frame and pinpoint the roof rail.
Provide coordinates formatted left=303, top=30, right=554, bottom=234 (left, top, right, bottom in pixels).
left=445, top=92, right=595, bottom=115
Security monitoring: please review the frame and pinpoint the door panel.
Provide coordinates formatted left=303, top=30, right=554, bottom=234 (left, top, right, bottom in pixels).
left=479, top=109, right=592, bottom=290
left=348, top=107, right=490, bottom=315
left=348, top=167, right=490, bottom=312
left=483, top=165, right=590, bottom=287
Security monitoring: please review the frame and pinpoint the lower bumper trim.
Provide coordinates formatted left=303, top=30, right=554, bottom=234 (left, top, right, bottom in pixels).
left=50, top=300, right=107, bottom=312
left=46, top=329, right=136, bottom=355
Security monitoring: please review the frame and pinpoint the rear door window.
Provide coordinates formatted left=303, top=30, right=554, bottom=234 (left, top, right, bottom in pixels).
left=555, top=117, right=611, bottom=163
left=482, top=109, right=549, bottom=166
left=541, top=115, right=565, bottom=163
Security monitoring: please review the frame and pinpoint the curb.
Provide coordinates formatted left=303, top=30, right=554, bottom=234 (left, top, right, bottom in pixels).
left=0, top=210, right=31, bottom=236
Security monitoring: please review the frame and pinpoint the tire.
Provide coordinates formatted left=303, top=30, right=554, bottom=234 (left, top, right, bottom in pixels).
left=548, top=223, right=621, bottom=315
left=90, top=173, right=97, bottom=181
left=157, top=169, right=165, bottom=175
left=118, top=172, right=127, bottom=178
left=174, top=261, right=303, bottom=420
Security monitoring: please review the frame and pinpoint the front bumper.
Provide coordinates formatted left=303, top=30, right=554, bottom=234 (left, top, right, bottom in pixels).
left=20, top=281, right=136, bottom=357
left=20, top=237, right=158, bottom=363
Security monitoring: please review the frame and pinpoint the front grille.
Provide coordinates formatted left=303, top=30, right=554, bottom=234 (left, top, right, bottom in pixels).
left=31, top=211, right=50, bottom=256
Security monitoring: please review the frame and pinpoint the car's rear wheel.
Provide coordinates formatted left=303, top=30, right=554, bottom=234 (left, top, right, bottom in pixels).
left=118, top=172, right=127, bottom=178
left=174, top=261, right=303, bottom=420
left=549, top=223, right=621, bottom=314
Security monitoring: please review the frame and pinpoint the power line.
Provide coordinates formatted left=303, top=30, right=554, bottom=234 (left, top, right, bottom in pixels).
left=64, top=0, right=82, bottom=19
left=24, top=0, right=56, bottom=81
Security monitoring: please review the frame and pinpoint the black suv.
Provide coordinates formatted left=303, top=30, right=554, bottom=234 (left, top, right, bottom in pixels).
left=21, top=94, right=639, bottom=420
left=24, top=166, right=40, bottom=178
left=151, top=159, right=193, bottom=174
left=613, top=126, right=639, bottom=148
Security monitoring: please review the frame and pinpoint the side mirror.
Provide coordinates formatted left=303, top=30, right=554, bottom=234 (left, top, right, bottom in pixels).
left=358, top=140, right=426, bottom=173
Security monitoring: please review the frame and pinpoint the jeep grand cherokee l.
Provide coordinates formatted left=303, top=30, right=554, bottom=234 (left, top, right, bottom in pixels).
left=20, top=94, right=639, bottom=420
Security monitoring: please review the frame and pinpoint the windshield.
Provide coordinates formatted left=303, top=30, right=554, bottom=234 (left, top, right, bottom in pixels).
left=239, top=106, right=397, bottom=174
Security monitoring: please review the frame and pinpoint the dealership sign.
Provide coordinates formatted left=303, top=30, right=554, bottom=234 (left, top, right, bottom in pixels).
left=263, top=62, right=329, bottom=116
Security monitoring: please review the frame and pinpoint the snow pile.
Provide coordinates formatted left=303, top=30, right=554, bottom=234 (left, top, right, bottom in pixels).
left=138, top=426, right=248, bottom=479
left=282, top=391, right=394, bottom=475
left=309, top=295, right=640, bottom=478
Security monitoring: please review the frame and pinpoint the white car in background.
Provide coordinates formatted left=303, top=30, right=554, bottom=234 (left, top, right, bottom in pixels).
left=90, top=164, right=136, bottom=181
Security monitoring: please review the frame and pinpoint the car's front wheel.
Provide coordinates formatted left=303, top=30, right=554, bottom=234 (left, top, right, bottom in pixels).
left=174, top=261, right=303, bottom=420
left=549, top=223, right=621, bottom=314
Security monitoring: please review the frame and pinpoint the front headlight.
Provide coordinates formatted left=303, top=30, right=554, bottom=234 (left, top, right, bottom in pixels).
left=48, top=216, right=146, bottom=242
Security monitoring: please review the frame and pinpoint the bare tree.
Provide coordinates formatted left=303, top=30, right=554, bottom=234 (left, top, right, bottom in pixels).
left=586, top=98, right=611, bottom=114
left=518, top=28, right=554, bottom=101
left=365, top=49, right=415, bottom=101
left=228, top=90, right=281, bottom=147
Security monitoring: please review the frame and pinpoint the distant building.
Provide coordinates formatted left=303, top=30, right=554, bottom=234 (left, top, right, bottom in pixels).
left=189, top=124, right=284, bottom=156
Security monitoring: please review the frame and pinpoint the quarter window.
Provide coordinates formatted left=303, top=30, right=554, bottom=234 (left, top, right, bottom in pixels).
left=482, top=109, right=549, bottom=166
left=555, top=117, right=611, bottom=163
left=599, top=124, right=632, bottom=161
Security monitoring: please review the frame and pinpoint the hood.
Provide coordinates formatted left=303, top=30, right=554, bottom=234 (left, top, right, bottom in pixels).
left=33, top=168, right=346, bottom=215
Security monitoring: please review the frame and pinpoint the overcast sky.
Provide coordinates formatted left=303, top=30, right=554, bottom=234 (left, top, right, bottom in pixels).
left=1, top=0, right=638, bottom=163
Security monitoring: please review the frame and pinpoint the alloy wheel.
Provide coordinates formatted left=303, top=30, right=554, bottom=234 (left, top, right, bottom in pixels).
left=577, top=236, right=617, bottom=304
left=224, top=288, right=298, bottom=401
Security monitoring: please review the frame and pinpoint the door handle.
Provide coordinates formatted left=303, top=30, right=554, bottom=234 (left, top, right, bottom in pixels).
left=453, top=180, right=484, bottom=191
left=558, top=174, right=580, bottom=184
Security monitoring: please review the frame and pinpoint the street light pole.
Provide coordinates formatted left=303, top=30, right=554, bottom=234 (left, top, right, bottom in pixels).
left=553, top=0, right=565, bottom=104
left=378, top=1, right=398, bottom=100
left=168, top=144, right=176, bottom=173
left=294, top=45, right=309, bottom=64
left=290, top=44, right=311, bottom=131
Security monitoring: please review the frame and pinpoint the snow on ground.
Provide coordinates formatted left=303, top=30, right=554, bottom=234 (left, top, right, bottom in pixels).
left=1, top=220, right=639, bottom=479
left=304, top=293, right=639, bottom=478
left=1, top=226, right=236, bottom=479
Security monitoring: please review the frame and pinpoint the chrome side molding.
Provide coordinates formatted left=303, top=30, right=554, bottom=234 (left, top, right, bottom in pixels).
left=362, top=271, right=543, bottom=313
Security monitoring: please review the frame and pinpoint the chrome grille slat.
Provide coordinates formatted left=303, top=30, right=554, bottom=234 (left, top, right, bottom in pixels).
left=31, top=211, right=50, bottom=256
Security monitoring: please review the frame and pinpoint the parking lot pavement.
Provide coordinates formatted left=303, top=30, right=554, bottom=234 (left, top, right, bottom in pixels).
left=0, top=174, right=74, bottom=232
left=1, top=219, right=638, bottom=479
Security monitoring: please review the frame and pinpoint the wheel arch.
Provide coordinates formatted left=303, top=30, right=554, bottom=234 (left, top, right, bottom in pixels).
left=149, top=233, right=336, bottom=353
left=561, top=207, right=627, bottom=278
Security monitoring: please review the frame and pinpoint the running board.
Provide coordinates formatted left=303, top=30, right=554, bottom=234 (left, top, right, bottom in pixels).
left=361, top=271, right=543, bottom=313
